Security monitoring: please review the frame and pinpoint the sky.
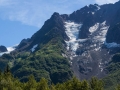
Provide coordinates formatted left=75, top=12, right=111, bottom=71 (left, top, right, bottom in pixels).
left=0, top=0, right=119, bottom=47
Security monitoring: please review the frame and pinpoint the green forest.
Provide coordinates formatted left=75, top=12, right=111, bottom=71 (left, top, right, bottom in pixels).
left=0, top=67, right=119, bottom=90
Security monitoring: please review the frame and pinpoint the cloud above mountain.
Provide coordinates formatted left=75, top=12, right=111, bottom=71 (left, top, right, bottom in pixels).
left=95, top=0, right=119, bottom=5
left=0, top=0, right=119, bottom=28
left=0, top=0, right=75, bottom=27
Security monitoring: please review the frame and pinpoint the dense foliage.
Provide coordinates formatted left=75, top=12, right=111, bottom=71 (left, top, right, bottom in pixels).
left=0, top=69, right=120, bottom=90
left=0, top=69, right=104, bottom=90
left=11, top=37, right=72, bottom=83
left=103, top=53, right=120, bottom=90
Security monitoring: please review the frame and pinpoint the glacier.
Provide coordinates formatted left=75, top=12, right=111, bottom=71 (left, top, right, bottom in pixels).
left=64, top=21, right=82, bottom=55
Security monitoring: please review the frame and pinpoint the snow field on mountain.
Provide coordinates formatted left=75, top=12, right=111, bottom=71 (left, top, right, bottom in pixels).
left=31, top=44, right=38, bottom=52
left=0, top=46, right=16, bottom=56
left=64, top=21, right=82, bottom=53
left=89, top=23, right=99, bottom=33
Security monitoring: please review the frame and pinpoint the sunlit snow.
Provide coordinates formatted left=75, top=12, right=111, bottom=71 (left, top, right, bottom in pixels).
left=89, top=23, right=99, bottom=33
left=31, top=44, right=38, bottom=52
left=94, top=4, right=101, bottom=10
left=91, top=21, right=109, bottom=43
left=0, top=46, right=16, bottom=56
left=7, top=47, right=15, bottom=52
left=92, top=12, right=95, bottom=15
left=64, top=21, right=82, bottom=53
left=96, top=6, right=101, bottom=10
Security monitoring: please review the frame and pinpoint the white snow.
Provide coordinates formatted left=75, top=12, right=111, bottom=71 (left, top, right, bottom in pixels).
left=78, top=39, right=87, bottom=42
left=92, top=12, right=95, bottom=15
left=64, top=21, right=82, bottom=53
left=31, top=44, right=38, bottom=52
left=7, top=47, right=15, bottom=52
left=89, top=23, right=99, bottom=33
left=0, top=46, right=16, bottom=57
left=97, top=6, right=101, bottom=10
left=94, top=4, right=101, bottom=10
left=62, top=53, right=67, bottom=58
left=0, top=52, right=7, bottom=56
left=91, top=21, right=109, bottom=43
left=98, top=62, right=104, bottom=72
left=105, top=42, right=120, bottom=48
left=86, top=5, right=89, bottom=7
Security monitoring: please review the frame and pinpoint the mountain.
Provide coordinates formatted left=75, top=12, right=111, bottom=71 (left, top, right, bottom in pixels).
left=0, top=45, right=7, bottom=52
left=0, top=0, right=120, bottom=88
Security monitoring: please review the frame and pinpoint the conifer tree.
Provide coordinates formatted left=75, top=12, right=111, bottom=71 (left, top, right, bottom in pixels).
left=4, top=64, right=10, bottom=74
left=90, top=77, right=104, bottom=90
left=37, top=78, right=49, bottom=90
left=24, top=75, right=37, bottom=90
left=116, top=84, right=120, bottom=90
left=81, top=80, right=89, bottom=90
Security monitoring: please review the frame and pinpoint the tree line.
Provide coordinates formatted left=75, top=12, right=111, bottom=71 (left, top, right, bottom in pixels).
left=0, top=66, right=120, bottom=90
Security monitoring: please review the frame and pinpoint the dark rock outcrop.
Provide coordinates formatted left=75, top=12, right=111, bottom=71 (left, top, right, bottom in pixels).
left=0, top=45, right=7, bottom=52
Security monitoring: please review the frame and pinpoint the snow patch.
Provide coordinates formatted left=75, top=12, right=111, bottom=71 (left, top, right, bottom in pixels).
left=86, top=5, right=89, bottom=7
left=64, top=21, right=82, bottom=54
left=0, top=45, right=17, bottom=57
left=89, top=23, right=99, bottom=33
left=92, top=12, right=95, bottom=15
left=62, top=53, right=67, bottom=58
left=94, top=4, right=101, bottom=10
left=105, top=42, right=120, bottom=48
left=0, top=52, right=7, bottom=56
left=31, top=44, right=38, bottom=52
left=92, top=21, right=109, bottom=43
left=99, top=62, right=103, bottom=72
left=97, top=6, right=101, bottom=10
left=7, top=47, right=15, bottom=52
left=78, top=39, right=87, bottom=42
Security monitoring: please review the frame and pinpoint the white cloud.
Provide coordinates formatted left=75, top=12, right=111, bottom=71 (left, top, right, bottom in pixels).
left=0, top=0, right=118, bottom=28
left=0, top=0, right=97, bottom=28
left=0, top=0, right=17, bottom=6
left=95, top=0, right=119, bottom=5
left=0, top=0, right=75, bottom=28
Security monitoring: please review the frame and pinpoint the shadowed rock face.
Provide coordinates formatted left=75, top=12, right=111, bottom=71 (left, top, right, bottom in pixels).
left=0, top=46, right=7, bottom=52
left=17, top=12, right=69, bottom=52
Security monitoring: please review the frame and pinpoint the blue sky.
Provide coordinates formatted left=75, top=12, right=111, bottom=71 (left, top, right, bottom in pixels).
left=0, top=0, right=119, bottom=47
